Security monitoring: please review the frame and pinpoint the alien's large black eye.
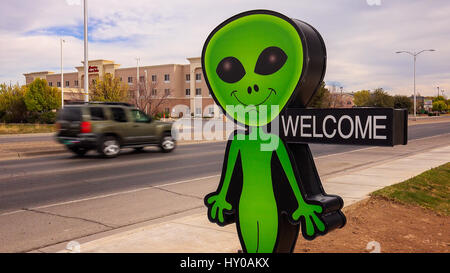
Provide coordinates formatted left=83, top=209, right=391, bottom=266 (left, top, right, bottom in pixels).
left=254, top=46, right=287, bottom=75
left=216, top=57, right=246, bottom=83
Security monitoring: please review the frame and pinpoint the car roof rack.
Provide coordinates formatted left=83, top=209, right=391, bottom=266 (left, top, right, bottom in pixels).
left=66, top=101, right=133, bottom=107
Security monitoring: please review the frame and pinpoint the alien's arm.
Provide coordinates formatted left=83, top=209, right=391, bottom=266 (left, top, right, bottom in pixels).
left=205, top=137, right=240, bottom=224
left=217, top=138, right=240, bottom=196
left=275, top=140, right=325, bottom=236
left=275, top=140, right=308, bottom=206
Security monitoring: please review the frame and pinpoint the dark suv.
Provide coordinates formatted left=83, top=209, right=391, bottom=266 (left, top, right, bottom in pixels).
left=55, top=102, right=176, bottom=157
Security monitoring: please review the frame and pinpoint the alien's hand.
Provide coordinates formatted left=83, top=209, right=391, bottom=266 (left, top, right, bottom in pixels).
left=292, top=202, right=325, bottom=237
left=206, top=194, right=232, bottom=225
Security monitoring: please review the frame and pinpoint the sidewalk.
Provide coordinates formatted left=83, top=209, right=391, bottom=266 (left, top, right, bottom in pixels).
left=58, top=145, right=450, bottom=253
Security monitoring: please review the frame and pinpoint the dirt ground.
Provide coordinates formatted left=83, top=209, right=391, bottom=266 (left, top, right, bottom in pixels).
left=294, top=196, right=449, bottom=253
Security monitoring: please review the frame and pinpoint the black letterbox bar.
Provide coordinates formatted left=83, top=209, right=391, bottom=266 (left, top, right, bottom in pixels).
left=279, top=108, right=408, bottom=146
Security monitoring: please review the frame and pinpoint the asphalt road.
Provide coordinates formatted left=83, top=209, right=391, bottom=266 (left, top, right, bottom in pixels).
left=0, top=121, right=449, bottom=214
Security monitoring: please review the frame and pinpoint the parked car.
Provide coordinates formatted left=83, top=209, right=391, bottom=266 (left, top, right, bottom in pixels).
left=55, top=102, right=176, bottom=157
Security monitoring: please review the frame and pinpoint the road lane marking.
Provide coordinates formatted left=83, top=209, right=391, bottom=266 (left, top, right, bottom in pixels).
left=408, top=132, right=450, bottom=142
left=314, top=132, right=450, bottom=159
left=0, top=160, right=222, bottom=198
left=314, top=146, right=378, bottom=159
left=0, top=175, right=221, bottom=217
left=0, top=149, right=223, bottom=181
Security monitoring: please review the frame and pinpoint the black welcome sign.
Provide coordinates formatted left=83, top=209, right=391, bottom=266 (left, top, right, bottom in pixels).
left=280, top=108, right=408, bottom=146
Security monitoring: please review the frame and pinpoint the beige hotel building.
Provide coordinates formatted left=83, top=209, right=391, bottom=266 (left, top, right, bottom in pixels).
left=24, top=57, right=220, bottom=118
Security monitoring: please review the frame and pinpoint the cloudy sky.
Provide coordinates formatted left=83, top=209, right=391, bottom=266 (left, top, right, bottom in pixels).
left=1, top=0, right=449, bottom=96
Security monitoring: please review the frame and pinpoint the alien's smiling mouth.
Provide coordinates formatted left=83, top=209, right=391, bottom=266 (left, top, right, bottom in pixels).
left=230, top=88, right=277, bottom=107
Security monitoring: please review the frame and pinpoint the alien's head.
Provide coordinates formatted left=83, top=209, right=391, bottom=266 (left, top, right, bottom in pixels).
left=202, top=10, right=326, bottom=127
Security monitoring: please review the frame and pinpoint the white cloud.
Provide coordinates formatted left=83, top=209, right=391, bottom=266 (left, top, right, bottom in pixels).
left=1, top=0, right=449, bottom=96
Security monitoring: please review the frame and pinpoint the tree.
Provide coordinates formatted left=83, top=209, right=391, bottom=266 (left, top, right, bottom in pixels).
left=433, top=96, right=445, bottom=102
left=0, top=83, right=28, bottom=122
left=308, top=82, right=331, bottom=108
left=353, top=90, right=371, bottom=107
left=432, top=100, right=447, bottom=112
left=368, top=88, right=394, bottom=107
left=24, top=78, right=61, bottom=112
left=130, top=79, right=169, bottom=116
left=393, top=95, right=413, bottom=113
left=90, top=73, right=128, bottom=102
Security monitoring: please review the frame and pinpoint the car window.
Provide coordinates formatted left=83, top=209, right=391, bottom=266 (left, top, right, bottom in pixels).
left=57, top=107, right=81, bottom=122
left=111, top=107, right=128, bottom=122
left=89, top=107, right=106, bottom=121
left=131, top=109, right=151, bottom=123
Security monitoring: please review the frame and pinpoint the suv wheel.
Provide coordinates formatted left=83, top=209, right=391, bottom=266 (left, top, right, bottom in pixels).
left=100, top=136, right=120, bottom=158
left=68, top=146, right=88, bottom=156
left=160, top=134, right=176, bottom=153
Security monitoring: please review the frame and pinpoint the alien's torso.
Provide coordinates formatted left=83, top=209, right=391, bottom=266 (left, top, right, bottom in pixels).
left=233, top=133, right=279, bottom=216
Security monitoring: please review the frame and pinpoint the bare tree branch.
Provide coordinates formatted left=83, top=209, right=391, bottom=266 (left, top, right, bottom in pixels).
left=129, top=80, right=170, bottom=116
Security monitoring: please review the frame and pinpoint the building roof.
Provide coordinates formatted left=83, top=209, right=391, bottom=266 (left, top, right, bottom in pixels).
left=23, top=71, right=54, bottom=76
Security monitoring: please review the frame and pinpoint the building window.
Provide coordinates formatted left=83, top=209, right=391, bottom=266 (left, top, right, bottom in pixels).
left=195, top=107, right=202, bottom=115
left=119, top=77, right=122, bottom=82
left=164, top=89, right=170, bottom=96
left=152, top=89, right=157, bottom=96
left=48, top=82, right=53, bottom=87
left=196, top=88, right=201, bottom=96
left=185, top=88, right=190, bottom=96
left=65, top=81, right=70, bottom=87
left=209, top=107, right=214, bottom=114
left=128, top=76, right=133, bottom=84
left=186, top=74, right=190, bottom=82
left=164, top=107, right=170, bottom=114
left=152, top=75, right=157, bottom=82
left=139, top=76, right=145, bottom=83
left=92, top=79, right=96, bottom=85
left=74, top=80, right=79, bottom=86
left=57, top=82, right=61, bottom=87
left=164, top=74, right=170, bottom=82
left=196, top=73, right=201, bottom=82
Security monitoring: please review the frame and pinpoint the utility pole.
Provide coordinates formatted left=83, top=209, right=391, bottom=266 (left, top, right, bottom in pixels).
left=83, top=0, right=89, bottom=102
left=437, top=86, right=440, bottom=98
left=60, top=38, right=65, bottom=108
left=396, top=49, right=435, bottom=120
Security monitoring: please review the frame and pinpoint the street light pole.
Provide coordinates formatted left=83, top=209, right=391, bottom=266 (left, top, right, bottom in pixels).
left=396, top=49, right=435, bottom=120
left=437, top=86, right=440, bottom=98
left=60, top=38, right=65, bottom=109
left=83, top=0, right=89, bottom=102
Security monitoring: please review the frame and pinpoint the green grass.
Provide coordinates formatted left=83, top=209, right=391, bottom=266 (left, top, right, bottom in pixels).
left=372, top=162, right=450, bottom=216
left=0, top=123, right=55, bottom=135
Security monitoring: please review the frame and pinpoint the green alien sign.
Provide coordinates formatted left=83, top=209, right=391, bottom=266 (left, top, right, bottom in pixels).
left=202, top=10, right=346, bottom=253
